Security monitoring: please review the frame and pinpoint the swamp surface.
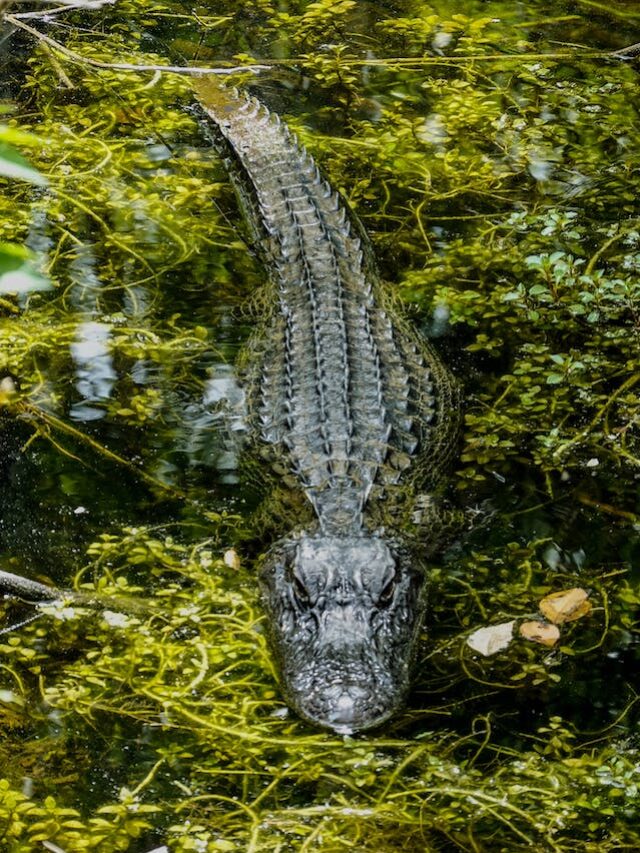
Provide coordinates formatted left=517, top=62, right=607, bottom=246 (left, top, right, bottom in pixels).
left=0, top=0, right=639, bottom=850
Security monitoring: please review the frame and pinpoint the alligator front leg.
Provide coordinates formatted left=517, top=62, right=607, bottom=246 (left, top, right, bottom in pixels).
left=403, top=493, right=462, bottom=556
left=405, top=492, right=493, bottom=557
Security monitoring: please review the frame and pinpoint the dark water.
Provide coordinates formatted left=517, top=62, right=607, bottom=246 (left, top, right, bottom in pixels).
left=1, top=1, right=639, bottom=851
left=2, top=0, right=637, bottom=570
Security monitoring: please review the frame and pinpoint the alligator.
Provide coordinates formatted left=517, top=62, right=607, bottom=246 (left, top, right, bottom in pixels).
left=194, top=80, right=461, bottom=733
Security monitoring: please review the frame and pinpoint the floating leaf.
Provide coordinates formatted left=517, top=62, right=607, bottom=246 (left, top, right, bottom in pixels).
left=539, top=588, right=591, bottom=624
left=519, top=620, right=561, bottom=647
left=223, top=549, right=241, bottom=570
left=467, top=620, right=514, bottom=656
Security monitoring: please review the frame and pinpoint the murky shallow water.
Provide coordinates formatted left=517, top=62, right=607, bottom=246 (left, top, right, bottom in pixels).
left=1, top=1, right=639, bottom=850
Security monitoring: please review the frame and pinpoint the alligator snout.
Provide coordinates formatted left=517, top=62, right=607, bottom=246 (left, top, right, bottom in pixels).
left=299, top=680, right=394, bottom=732
left=299, top=686, right=386, bottom=732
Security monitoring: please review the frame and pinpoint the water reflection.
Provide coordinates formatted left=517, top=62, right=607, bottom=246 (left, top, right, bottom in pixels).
left=181, top=363, right=246, bottom=482
left=70, top=322, right=116, bottom=421
left=67, top=242, right=104, bottom=312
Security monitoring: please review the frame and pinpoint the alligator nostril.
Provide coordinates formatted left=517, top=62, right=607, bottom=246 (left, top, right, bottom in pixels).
left=323, top=684, right=372, bottom=725
left=333, top=693, right=357, bottom=721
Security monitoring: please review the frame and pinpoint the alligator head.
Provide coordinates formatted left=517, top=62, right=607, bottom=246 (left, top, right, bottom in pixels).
left=259, top=532, right=426, bottom=732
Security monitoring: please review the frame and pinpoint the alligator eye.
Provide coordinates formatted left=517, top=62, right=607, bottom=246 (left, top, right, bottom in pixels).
left=292, top=575, right=311, bottom=607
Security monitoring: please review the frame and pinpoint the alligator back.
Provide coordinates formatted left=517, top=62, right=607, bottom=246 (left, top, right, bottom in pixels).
left=194, top=80, right=459, bottom=537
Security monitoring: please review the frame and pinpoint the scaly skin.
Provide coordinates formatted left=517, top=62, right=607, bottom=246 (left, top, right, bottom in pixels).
left=194, top=79, right=461, bottom=732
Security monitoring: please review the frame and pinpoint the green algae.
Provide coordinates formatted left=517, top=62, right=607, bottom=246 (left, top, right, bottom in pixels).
left=2, top=527, right=640, bottom=851
left=0, top=1, right=639, bottom=851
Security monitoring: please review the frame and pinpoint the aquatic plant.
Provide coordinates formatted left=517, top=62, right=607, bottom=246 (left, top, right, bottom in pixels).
left=0, top=0, right=638, bottom=851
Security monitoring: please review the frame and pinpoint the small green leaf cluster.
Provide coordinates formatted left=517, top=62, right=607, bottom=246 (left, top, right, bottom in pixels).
left=0, top=780, right=160, bottom=851
left=0, top=1, right=638, bottom=852
left=0, top=526, right=638, bottom=851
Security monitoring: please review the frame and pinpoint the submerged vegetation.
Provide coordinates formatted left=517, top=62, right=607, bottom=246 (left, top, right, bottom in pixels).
left=0, top=0, right=638, bottom=850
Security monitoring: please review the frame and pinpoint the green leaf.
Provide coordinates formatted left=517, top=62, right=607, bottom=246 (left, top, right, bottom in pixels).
left=0, top=141, right=47, bottom=186
left=529, top=284, right=549, bottom=296
left=0, top=243, right=52, bottom=294
left=0, top=123, right=45, bottom=148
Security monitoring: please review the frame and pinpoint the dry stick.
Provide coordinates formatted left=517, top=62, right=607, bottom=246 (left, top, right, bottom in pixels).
left=4, top=13, right=622, bottom=73
left=0, top=569, right=62, bottom=601
left=0, top=568, right=153, bottom=616
left=613, top=42, right=640, bottom=59
left=0, top=570, right=158, bottom=620
left=4, top=14, right=268, bottom=75
left=40, top=41, right=75, bottom=88
left=12, top=1, right=115, bottom=17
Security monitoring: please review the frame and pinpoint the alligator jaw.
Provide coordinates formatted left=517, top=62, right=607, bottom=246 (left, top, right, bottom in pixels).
left=260, top=532, right=427, bottom=732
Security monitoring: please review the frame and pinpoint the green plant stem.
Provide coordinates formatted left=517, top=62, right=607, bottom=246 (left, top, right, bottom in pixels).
left=572, top=0, right=640, bottom=20
left=15, top=398, right=188, bottom=501
left=552, top=373, right=640, bottom=462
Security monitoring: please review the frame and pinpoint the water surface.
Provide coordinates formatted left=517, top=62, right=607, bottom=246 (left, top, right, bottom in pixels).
left=0, top=1, right=639, bottom=850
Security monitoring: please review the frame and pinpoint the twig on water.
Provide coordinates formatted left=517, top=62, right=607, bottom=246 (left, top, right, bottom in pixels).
left=4, top=13, right=268, bottom=76
left=0, top=567, right=153, bottom=618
